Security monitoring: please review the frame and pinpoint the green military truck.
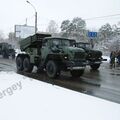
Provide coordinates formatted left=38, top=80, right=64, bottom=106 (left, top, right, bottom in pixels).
left=16, top=33, right=86, bottom=78
left=76, top=42, right=103, bottom=70
left=0, top=42, right=15, bottom=59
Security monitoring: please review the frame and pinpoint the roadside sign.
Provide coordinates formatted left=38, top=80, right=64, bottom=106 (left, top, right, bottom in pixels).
left=88, top=32, right=97, bottom=37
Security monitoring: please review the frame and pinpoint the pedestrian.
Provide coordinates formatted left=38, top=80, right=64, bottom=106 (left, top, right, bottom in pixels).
left=110, top=51, right=116, bottom=68
left=116, top=50, right=120, bottom=65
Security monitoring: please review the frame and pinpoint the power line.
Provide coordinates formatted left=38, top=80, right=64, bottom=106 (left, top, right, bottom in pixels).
left=85, top=14, right=120, bottom=20
left=4, top=13, right=120, bottom=36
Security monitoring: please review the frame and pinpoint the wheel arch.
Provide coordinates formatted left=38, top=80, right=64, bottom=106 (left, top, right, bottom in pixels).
left=16, top=53, right=30, bottom=60
left=44, top=54, right=63, bottom=66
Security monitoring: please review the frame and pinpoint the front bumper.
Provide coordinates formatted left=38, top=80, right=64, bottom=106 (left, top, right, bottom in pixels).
left=67, top=66, right=85, bottom=70
left=86, top=59, right=102, bottom=65
left=87, top=57, right=107, bottom=65
left=65, top=60, right=86, bottom=70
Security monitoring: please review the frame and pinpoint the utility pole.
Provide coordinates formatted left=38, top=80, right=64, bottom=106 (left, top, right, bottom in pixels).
left=26, top=1, right=37, bottom=34
left=35, top=11, right=37, bottom=33
left=25, top=18, right=27, bottom=25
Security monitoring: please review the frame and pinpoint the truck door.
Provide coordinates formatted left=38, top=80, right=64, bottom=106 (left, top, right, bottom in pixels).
left=41, top=39, right=50, bottom=62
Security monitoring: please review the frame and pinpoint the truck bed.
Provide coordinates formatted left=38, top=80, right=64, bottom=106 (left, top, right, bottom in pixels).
left=20, top=33, right=51, bottom=51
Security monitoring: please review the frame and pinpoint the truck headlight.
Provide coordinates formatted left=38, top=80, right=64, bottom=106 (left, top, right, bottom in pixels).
left=64, top=56, right=68, bottom=59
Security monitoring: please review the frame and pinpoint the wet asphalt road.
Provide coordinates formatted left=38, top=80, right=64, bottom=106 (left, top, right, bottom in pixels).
left=0, top=56, right=16, bottom=71
left=0, top=56, right=120, bottom=104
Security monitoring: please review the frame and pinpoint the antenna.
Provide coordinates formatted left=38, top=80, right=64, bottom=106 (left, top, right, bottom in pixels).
left=25, top=18, right=28, bottom=25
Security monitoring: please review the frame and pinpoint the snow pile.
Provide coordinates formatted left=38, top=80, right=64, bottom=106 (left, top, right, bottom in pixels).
left=15, top=49, right=26, bottom=57
left=0, top=71, right=120, bottom=120
left=102, top=56, right=110, bottom=63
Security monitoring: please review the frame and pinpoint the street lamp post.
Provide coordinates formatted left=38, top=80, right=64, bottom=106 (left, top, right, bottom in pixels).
left=26, top=1, right=37, bottom=34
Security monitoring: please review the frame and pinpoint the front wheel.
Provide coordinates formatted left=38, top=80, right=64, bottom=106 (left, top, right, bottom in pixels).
left=90, top=64, right=100, bottom=70
left=46, top=60, right=59, bottom=78
left=70, top=69, right=84, bottom=78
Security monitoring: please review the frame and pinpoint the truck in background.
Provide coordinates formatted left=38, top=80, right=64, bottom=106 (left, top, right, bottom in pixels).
left=76, top=42, right=103, bottom=70
left=0, top=42, right=15, bottom=59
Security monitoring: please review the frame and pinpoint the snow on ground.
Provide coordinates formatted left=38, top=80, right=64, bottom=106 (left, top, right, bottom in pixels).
left=0, top=71, right=120, bottom=120
left=102, top=55, right=110, bottom=63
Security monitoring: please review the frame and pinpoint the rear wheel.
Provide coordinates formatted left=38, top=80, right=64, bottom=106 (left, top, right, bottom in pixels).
left=16, top=56, right=23, bottom=71
left=90, top=64, right=100, bottom=70
left=46, top=60, right=59, bottom=78
left=2, top=51, right=9, bottom=59
left=23, top=57, right=33, bottom=73
left=70, top=69, right=84, bottom=78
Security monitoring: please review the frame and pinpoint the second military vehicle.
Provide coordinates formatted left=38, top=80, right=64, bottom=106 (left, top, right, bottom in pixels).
left=0, top=42, right=15, bottom=59
left=16, top=33, right=86, bottom=78
left=76, top=42, right=103, bottom=70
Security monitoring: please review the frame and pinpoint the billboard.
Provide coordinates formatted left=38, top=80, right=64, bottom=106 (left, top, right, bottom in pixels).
left=15, top=25, right=35, bottom=39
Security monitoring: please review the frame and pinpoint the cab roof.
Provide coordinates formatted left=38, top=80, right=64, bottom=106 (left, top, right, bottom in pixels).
left=76, top=42, right=90, bottom=44
left=44, top=37, right=76, bottom=41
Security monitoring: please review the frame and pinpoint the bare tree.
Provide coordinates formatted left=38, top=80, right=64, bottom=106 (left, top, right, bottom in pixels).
left=46, top=20, right=59, bottom=34
left=99, top=23, right=112, bottom=41
left=8, top=32, right=15, bottom=42
left=0, top=30, right=5, bottom=42
left=60, top=17, right=87, bottom=41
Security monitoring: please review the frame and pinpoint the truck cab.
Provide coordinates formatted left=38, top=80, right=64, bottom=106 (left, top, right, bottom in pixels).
left=76, top=42, right=103, bottom=70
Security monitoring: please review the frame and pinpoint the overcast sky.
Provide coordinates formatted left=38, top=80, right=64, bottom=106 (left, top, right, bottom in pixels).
left=0, top=0, right=120, bottom=37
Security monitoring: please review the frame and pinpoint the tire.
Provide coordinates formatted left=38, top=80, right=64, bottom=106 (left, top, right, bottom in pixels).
left=12, top=54, right=15, bottom=59
left=70, top=69, right=84, bottom=78
left=23, top=57, right=33, bottom=73
left=11, top=53, right=15, bottom=59
left=46, top=60, right=58, bottom=78
left=2, top=52, right=9, bottom=59
left=16, top=56, right=23, bottom=71
left=90, top=64, right=100, bottom=70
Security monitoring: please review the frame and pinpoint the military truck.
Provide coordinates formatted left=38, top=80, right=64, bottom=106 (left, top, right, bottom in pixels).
left=76, top=42, right=103, bottom=70
left=0, top=42, right=15, bottom=59
left=16, top=33, right=86, bottom=78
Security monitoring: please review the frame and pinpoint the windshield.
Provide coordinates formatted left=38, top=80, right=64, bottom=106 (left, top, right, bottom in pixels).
left=77, top=43, right=91, bottom=49
left=62, top=40, right=71, bottom=46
